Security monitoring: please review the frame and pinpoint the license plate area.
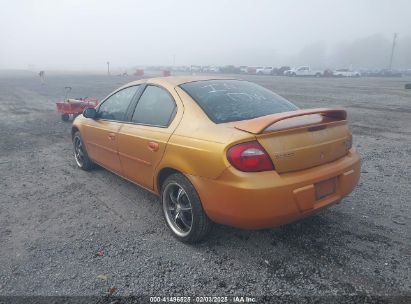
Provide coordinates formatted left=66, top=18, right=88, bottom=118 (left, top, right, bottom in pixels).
left=315, top=177, right=336, bottom=200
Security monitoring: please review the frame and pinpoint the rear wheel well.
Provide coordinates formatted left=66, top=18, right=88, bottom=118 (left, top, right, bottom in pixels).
left=157, top=168, right=181, bottom=192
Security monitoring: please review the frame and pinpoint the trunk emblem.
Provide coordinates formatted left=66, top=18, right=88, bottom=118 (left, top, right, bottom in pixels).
left=274, top=152, right=295, bottom=159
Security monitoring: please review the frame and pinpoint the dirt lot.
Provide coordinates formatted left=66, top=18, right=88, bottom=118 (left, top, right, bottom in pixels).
left=0, top=71, right=410, bottom=300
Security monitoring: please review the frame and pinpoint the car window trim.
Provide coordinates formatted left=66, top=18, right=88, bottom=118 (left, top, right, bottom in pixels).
left=125, top=83, right=177, bottom=128
left=123, top=84, right=146, bottom=122
left=95, top=84, right=142, bottom=122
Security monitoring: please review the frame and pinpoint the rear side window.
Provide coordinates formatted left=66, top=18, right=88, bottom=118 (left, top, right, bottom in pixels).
left=180, top=80, right=298, bottom=123
left=132, top=85, right=176, bottom=127
left=98, top=85, right=139, bottom=121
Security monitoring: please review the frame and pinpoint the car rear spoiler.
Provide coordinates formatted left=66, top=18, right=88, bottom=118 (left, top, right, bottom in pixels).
left=234, top=108, right=347, bottom=134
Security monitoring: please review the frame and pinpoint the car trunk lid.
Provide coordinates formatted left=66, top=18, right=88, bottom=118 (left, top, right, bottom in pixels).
left=234, top=108, right=351, bottom=173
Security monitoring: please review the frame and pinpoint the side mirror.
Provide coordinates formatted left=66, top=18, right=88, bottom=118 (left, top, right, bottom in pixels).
left=83, top=107, right=97, bottom=119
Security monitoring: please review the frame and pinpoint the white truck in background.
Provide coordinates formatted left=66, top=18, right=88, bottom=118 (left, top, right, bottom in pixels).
left=285, top=66, right=323, bottom=77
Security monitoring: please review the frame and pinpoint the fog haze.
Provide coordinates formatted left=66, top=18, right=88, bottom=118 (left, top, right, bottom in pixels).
left=1, top=0, right=410, bottom=70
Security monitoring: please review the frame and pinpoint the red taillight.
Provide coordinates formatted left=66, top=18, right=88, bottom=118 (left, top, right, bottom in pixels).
left=227, top=141, right=274, bottom=172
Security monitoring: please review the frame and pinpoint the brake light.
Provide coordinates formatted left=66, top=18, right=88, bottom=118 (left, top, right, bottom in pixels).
left=227, top=141, right=274, bottom=172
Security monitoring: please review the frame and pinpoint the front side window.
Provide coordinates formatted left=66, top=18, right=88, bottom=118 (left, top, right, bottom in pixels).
left=180, top=80, right=298, bottom=123
left=98, top=85, right=140, bottom=121
left=132, top=85, right=176, bottom=127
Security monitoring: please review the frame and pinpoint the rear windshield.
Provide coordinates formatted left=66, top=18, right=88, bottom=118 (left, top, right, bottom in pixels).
left=180, top=80, right=298, bottom=123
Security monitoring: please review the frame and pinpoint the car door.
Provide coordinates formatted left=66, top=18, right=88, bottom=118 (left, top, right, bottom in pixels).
left=302, top=67, right=309, bottom=76
left=82, top=85, right=141, bottom=174
left=117, top=84, right=181, bottom=190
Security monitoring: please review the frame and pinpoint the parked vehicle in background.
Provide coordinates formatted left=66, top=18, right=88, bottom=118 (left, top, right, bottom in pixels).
left=219, top=65, right=241, bottom=74
left=334, top=69, right=361, bottom=77
left=278, top=66, right=291, bottom=76
left=239, top=66, right=248, bottom=74
left=284, top=69, right=292, bottom=76
left=359, top=69, right=377, bottom=77
left=378, top=69, right=402, bottom=77
left=270, top=67, right=280, bottom=75
left=190, top=65, right=202, bottom=73
left=208, top=66, right=220, bottom=73
left=361, top=69, right=402, bottom=77
left=256, top=67, right=274, bottom=75
left=323, top=69, right=334, bottom=77
left=247, top=67, right=262, bottom=74
left=172, top=66, right=190, bottom=72
left=285, top=66, right=323, bottom=77
left=202, top=66, right=220, bottom=73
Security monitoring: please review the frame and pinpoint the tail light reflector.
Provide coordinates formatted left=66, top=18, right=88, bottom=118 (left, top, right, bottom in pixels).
left=227, top=141, right=274, bottom=172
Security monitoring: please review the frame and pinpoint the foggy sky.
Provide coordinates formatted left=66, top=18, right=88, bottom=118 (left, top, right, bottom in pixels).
left=1, top=0, right=410, bottom=70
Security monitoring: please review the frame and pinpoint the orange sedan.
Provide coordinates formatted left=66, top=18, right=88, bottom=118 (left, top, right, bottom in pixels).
left=72, top=76, right=360, bottom=243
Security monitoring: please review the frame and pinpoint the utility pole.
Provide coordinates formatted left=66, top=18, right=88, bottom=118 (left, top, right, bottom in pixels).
left=173, top=54, right=176, bottom=67
left=388, top=33, right=397, bottom=70
left=107, top=61, right=110, bottom=76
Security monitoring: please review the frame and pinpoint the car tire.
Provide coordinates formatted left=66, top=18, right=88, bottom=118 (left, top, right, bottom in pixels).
left=73, top=131, right=94, bottom=171
left=61, top=113, right=69, bottom=121
left=161, top=173, right=212, bottom=243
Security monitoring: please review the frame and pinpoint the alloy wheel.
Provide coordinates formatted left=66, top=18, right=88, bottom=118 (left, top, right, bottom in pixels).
left=74, top=136, right=85, bottom=167
left=163, top=183, right=193, bottom=237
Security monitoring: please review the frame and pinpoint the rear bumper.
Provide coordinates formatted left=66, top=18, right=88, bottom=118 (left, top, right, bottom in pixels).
left=188, top=148, right=360, bottom=229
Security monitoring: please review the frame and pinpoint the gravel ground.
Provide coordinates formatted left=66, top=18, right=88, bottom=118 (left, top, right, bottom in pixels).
left=0, top=71, right=410, bottom=301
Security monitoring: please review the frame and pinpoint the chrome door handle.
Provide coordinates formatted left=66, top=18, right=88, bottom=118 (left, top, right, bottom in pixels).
left=108, top=132, right=116, bottom=140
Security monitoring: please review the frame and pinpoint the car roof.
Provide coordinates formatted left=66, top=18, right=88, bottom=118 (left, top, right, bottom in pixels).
left=124, top=75, right=236, bottom=87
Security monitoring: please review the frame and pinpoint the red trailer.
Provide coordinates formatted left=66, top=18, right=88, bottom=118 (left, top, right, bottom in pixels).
left=134, top=69, right=144, bottom=76
left=56, top=87, right=99, bottom=121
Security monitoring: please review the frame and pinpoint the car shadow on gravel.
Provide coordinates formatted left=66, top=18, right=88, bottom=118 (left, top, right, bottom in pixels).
left=207, top=211, right=346, bottom=249
left=189, top=210, right=404, bottom=294
left=201, top=208, right=394, bottom=265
